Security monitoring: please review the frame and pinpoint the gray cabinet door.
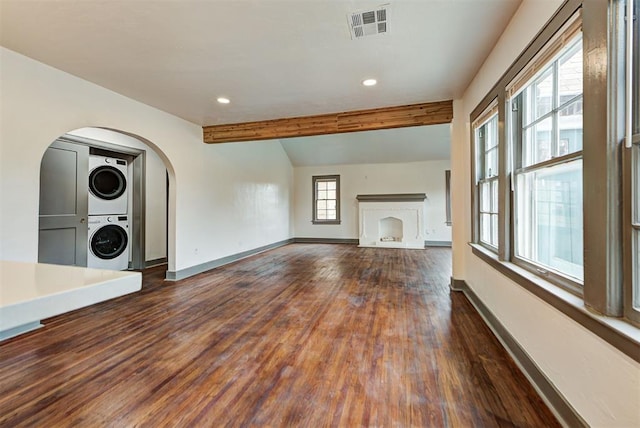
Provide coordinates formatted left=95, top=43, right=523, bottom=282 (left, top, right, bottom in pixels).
left=38, top=140, right=89, bottom=266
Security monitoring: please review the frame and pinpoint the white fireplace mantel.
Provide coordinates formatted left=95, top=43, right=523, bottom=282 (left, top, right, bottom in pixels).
left=357, top=194, right=426, bottom=249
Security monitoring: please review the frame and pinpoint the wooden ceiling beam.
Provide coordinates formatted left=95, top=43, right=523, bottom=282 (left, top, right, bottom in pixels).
left=202, top=100, right=453, bottom=144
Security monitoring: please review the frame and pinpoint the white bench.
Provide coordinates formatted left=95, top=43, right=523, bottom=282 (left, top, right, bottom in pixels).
left=0, top=261, right=142, bottom=340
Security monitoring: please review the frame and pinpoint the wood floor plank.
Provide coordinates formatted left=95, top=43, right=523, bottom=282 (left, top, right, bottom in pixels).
left=0, top=244, right=560, bottom=427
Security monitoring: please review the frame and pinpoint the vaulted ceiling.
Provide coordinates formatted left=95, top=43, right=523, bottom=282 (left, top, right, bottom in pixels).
left=282, top=124, right=451, bottom=167
left=0, top=0, right=521, bottom=164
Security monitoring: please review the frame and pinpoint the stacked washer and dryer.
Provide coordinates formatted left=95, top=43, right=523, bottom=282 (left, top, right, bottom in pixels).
left=87, top=155, right=130, bottom=270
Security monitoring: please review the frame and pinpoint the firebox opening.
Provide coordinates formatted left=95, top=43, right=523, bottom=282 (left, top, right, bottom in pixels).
left=379, top=216, right=403, bottom=242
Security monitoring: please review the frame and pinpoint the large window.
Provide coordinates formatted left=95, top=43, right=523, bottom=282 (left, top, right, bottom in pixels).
left=511, top=30, right=584, bottom=287
left=631, top=140, right=639, bottom=315
left=467, top=0, right=639, bottom=359
left=625, top=0, right=640, bottom=323
left=474, top=106, right=499, bottom=249
left=312, top=175, right=340, bottom=224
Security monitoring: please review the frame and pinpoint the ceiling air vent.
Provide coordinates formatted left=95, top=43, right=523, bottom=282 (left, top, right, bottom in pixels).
left=347, top=5, right=390, bottom=40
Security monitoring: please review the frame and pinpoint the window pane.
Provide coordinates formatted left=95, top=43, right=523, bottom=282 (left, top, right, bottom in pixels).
left=477, top=115, right=499, bottom=181
left=327, top=190, right=336, bottom=200
left=491, top=179, right=499, bottom=212
left=317, top=210, right=327, bottom=220
left=317, top=200, right=326, bottom=210
left=327, top=200, right=336, bottom=210
left=634, top=145, right=640, bottom=224
left=516, top=159, right=583, bottom=281
left=476, top=129, right=485, bottom=178
left=485, top=147, right=498, bottom=178
left=480, top=182, right=491, bottom=212
left=317, top=182, right=327, bottom=191
left=523, top=117, right=553, bottom=167
left=318, top=190, right=327, bottom=200
left=327, top=181, right=336, bottom=190
left=326, top=210, right=336, bottom=220
left=634, top=229, right=640, bottom=309
left=491, top=214, right=499, bottom=247
left=516, top=171, right=532, bottom=258
left=480, top=213, right=491, bottom=244
left=558, top=42, right=583, bottom=105
left=526, top=67, right=553, bottom=125
left=486, top=116, right=499, bottom=149
left=558, top=98, right=583, bottom=156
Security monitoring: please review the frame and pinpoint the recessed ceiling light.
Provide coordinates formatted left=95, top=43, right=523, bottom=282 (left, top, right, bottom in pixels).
left=217, top=97, right=230, bottom=104
left=362, top=79, right=377, bottom=87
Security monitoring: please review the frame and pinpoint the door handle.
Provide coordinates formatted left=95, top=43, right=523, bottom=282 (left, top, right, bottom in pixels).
left=80, top=218, right=86, bottom=224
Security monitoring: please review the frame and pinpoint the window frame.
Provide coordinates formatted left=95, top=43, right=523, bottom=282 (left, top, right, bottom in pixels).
left=509, top=31, right=585, bottom=296
left=311, top=175, right=341, bottom=225
left=472, top=102, right=500, bottom=252
left=623, top=0, right=640, bottom=325
left=468, top=0, right=640, bottom=360
left=624, top=141, right=640, bottom=324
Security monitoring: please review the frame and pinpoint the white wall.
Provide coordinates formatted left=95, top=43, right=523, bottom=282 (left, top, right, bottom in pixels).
left=0, top=47, right=293, bottom=273
left=142, top=140, right=168, bottom=262
left=294, top=160, right=451, bottom=243
left=67, top=127, right=168, bottom=262
left=451, top=1, right=640, bottom=426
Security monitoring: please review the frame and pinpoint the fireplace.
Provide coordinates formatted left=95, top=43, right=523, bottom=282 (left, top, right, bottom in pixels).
left=357, top=194, right=426, bottom=249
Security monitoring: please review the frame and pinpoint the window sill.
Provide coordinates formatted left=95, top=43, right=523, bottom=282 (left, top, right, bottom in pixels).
left=469, top=243, right=640, bottom=363
left=311, top=220, right=341, bottom=225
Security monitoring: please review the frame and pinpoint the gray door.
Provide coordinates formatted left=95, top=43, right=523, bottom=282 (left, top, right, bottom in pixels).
left=38, top=140, right=89, bottom=266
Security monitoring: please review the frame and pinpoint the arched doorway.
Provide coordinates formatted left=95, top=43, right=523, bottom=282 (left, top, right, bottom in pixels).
left=38, top=127, right=175, bottom=274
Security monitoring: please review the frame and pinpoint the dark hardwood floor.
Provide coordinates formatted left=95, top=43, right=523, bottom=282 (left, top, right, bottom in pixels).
left=0, top=244, right=559, bottom=427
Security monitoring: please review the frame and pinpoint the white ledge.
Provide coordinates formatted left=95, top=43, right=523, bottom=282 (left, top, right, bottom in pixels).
left=468, top=243, right=640, bottom=361
left=0, top=261, right=141, bottom=340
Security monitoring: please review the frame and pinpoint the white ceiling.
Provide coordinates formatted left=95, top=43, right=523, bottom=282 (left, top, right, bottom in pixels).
left=0, top=0, right=520, bottom=166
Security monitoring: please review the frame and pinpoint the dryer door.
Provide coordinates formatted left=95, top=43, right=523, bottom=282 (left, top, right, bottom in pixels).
left=89, top=166, right=127, bottom=200
left=90, top=224, right=128, bottom=259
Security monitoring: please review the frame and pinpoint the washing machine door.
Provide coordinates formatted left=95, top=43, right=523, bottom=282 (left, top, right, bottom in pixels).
left=89, top=166, right=127, bottom=200
left=90, top=224, right=128, bottom=259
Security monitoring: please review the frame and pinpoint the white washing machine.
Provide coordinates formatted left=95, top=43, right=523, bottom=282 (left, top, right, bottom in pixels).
left=87, top=215, right=130, bottom=270
left=88, top=155, right=128, bottom=215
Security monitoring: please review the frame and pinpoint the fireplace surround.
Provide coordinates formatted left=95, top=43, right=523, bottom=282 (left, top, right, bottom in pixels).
left=356, top=193, right=427, bottom=249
